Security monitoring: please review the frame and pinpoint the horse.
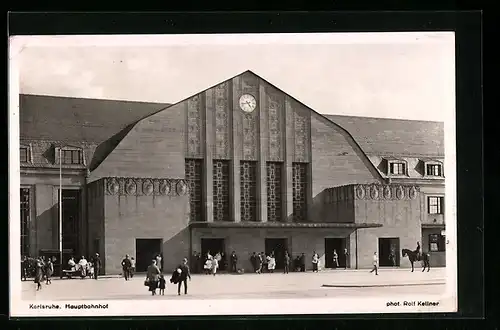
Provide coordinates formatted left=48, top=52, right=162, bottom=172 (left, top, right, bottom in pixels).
left=401, top=249, right=430, bottom=272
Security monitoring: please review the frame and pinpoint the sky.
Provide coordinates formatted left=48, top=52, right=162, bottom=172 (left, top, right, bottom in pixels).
left=11, top=32, right=455, bottom=121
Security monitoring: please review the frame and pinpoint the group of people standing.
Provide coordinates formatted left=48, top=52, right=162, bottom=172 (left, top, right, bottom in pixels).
left=144, top=257, right=191, bottom=296
left=250, top=251, right=278, bottom=273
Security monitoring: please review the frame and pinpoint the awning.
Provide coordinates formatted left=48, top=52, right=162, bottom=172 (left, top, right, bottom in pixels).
left=422, top=223, right=446, bottom=229
left=189, top=222, right=382, bottom=229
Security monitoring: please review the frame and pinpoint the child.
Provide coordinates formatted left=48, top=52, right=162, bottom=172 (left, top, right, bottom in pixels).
left=158, top=274, right=166, bottom=295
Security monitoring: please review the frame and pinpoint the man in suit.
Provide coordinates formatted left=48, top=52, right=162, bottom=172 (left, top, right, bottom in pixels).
left=121, top=254, right=132, bottom=281
left=92, top=253, right=102, bottom=280
left=177, top=258, right=191, bottom=295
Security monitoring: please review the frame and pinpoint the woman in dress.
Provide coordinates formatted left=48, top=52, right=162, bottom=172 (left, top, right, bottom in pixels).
left=45, top=258, right=54, bottom=284
left=34, top=258, right=43, bottom=291
left=333, top=249, right=339, bottom=268
left=146, top=259, right=161, bottom=296
left=312, top=251, right=320, bottom=272
left=267, top=253, right=276, bottom=273
left=211, top=255, right=219, bottom=276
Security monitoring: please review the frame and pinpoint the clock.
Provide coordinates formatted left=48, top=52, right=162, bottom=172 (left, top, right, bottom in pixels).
left=239, top=94, right=257, bottom=113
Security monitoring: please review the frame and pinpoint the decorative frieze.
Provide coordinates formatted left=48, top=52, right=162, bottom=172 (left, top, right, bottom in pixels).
left=242, top=113, right=258, bottom=160
left=104, top=177, right=189, bottom=197
left=186, top=95, right=202, bottom=158
left=293, top=109, right=310, bottom=163
left=327, top=184, right=420, bottom=203
left=268, top=93, right=283, bottom=161
left=214, top=82, right=230, bottom=159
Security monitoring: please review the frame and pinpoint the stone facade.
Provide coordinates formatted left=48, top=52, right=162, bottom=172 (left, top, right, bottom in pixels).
left=19, top=70, right=446, bottom=274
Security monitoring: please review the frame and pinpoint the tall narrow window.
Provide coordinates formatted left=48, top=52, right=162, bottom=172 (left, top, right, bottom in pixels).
left=185, top=159, right=204, bottom=222
left=213, top=160, right=230, bottom=221
left=292, top=162, right=308, bottom=222
left=240, top=161, right=257, bottom=222
left=266, top=162, right=283, bottom=222
left=20, top=188, right=30, bottom=257
left=428, top=196, right=444, bottom=214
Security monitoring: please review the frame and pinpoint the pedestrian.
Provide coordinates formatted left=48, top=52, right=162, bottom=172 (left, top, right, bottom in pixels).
left=93, top=253, right=101, bottom=279
left=158, top=274, right=166, bottom=295
left=300, top=253, right=306, bottom=272
left=261, top=252, right=268, bottom=273
left=283, top=251, right=290, bottom=274
left=156, top=254, right=162, bottom=273
left=130, top=257, right=136, bottom=278
left=250, top=252, right=257, bottom=273
left=146, top=259, right=160, bottom=295
left=268, top=253, right=276, bottom=273
left=370, top=252, right=379, bottom=275
left=211, top=255, right=219, bottom=276
left=176, top=257, right=191, bottom=295
left=121, top=254, right=132, bottom=281
left=34, top=257, right=43, bottom=291
left=256, top=253, right=263, bottom=274
left=45, top=258, right=53, bottom=284
left=312, top=251, right=319, bottom=272
left=230, top=251, right=238, bottom=273
left=343, top=248, right=349, bottom=269
left=333, top=249, right=339, bottom=268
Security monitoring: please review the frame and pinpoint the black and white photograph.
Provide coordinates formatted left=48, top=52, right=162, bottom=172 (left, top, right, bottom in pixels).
left=9, top=32, right=457, bottom=316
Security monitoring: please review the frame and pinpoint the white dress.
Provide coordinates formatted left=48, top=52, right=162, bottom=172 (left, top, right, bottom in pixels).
left=268, top=257, right=276, bottom=270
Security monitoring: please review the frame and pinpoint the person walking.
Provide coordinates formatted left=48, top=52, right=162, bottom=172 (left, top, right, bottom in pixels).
left=155, top=254, right=163, bottom=273
left=312, top=251, right=319, bottom=272
left=250, top=252, right=257, bottom=273
left=300, top=253, right=306, bottom=272
left=343, top=248, right=349, bottom=270
left=333, top=249, right=339, bottom=269
left=256, top=252, right=263, bottom=274
left=146, top=259, right=161, bottom=295
left=230, top=251, right=238, bottom=273
left=211, top=255, right=219, bottom=276
left=121, top=255, right=132, bottom=281
left=370, top=252, right=379, bottom=275
left=130, top=257, right=136, bottom=278
left=93, top=253, right=101, bottom=280
left=158, top=275, right=166, bottom=295
left=283, top=251, right=290, bottom=274
left=34, top=257, right=43, bottom=291
left=268, top=253, right=276, bottom=273
left=176, top=257, right=191, bottom=295
left=45, top=258, right=54, bottom=284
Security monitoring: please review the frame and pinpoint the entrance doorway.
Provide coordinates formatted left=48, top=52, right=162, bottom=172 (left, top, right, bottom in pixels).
left=265, top=238, right=288, bottom=269
left=201, top=238, right=226, bottom=271
left=135, top=239, right=162, bottom=272
left=325, top=238, right=348, bottom=268
left=378, top=237, right=400, bottom=267
left=59, top=189, right=81, bottom=258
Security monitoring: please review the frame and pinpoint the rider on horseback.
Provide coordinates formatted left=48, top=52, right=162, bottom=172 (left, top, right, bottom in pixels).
left=415, top=242, right=421, bottom=261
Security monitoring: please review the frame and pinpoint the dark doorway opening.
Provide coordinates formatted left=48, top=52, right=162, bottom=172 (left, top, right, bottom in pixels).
left=201, top=238, right=226, bottom=271
left=378, top=237, right=400, bottom=267
left=325, top=238, right=348, bottom=268
left=59, top=189, right=81, bottom=259
left=136, top=239, right=162, bottom=272
left=265, top=238, right=288, bottom=269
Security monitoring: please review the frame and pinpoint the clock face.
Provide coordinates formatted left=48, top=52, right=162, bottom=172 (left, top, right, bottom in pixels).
left=239, top=94, right=257, bottom=113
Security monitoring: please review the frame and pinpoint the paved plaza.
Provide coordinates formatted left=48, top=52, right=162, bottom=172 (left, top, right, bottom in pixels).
left=21, top=268, right=447, bottom=301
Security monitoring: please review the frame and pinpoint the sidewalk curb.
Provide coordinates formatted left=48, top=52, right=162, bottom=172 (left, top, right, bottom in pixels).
left=321, top=281, right=445, bottom=288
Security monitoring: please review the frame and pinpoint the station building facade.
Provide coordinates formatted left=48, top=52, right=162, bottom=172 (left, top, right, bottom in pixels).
left=19, top=71, right=446, bottom=274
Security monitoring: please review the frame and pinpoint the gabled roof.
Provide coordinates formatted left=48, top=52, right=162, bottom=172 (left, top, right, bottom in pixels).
left=324, top=115, right=444, bottom=157
left=20, top=94, right=170, bottom=143
left=19, top=94, right=170, bottom=170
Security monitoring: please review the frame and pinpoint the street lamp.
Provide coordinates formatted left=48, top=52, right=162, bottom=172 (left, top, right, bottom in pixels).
left=59, top=148, right=63, bottom=278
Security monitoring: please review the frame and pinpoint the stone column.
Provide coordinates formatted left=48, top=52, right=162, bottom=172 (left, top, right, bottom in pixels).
left=258, top=83, right=268, bottom=222
left=203, top=90, right=214, bottom=222
left=231, top=78, right=241, bottom=222
left=284, top=96, right=294, bottom=222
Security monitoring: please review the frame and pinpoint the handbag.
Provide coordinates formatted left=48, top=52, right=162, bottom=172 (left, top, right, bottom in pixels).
left=144, top=278, right=150, bottom=287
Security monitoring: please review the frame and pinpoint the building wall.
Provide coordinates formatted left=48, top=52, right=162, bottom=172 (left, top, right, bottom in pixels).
left=87, top=179, right=105, bottom=270
left=102, top=177, right=190, bottom=274
left=89, top=102, right=186, bottom=182
left=191, top=227, right=355, bottom=272
left=422, top=228, right=446, bottom=267
left=420, top=186, right=445, bottom=226
left=354, top=184, right=421, bottom=268
left=20, top=173, right=86, bottom=255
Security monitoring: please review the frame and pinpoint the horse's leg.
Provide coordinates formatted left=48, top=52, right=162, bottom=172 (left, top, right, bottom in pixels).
left=411, top=261, right=414, bottom=272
